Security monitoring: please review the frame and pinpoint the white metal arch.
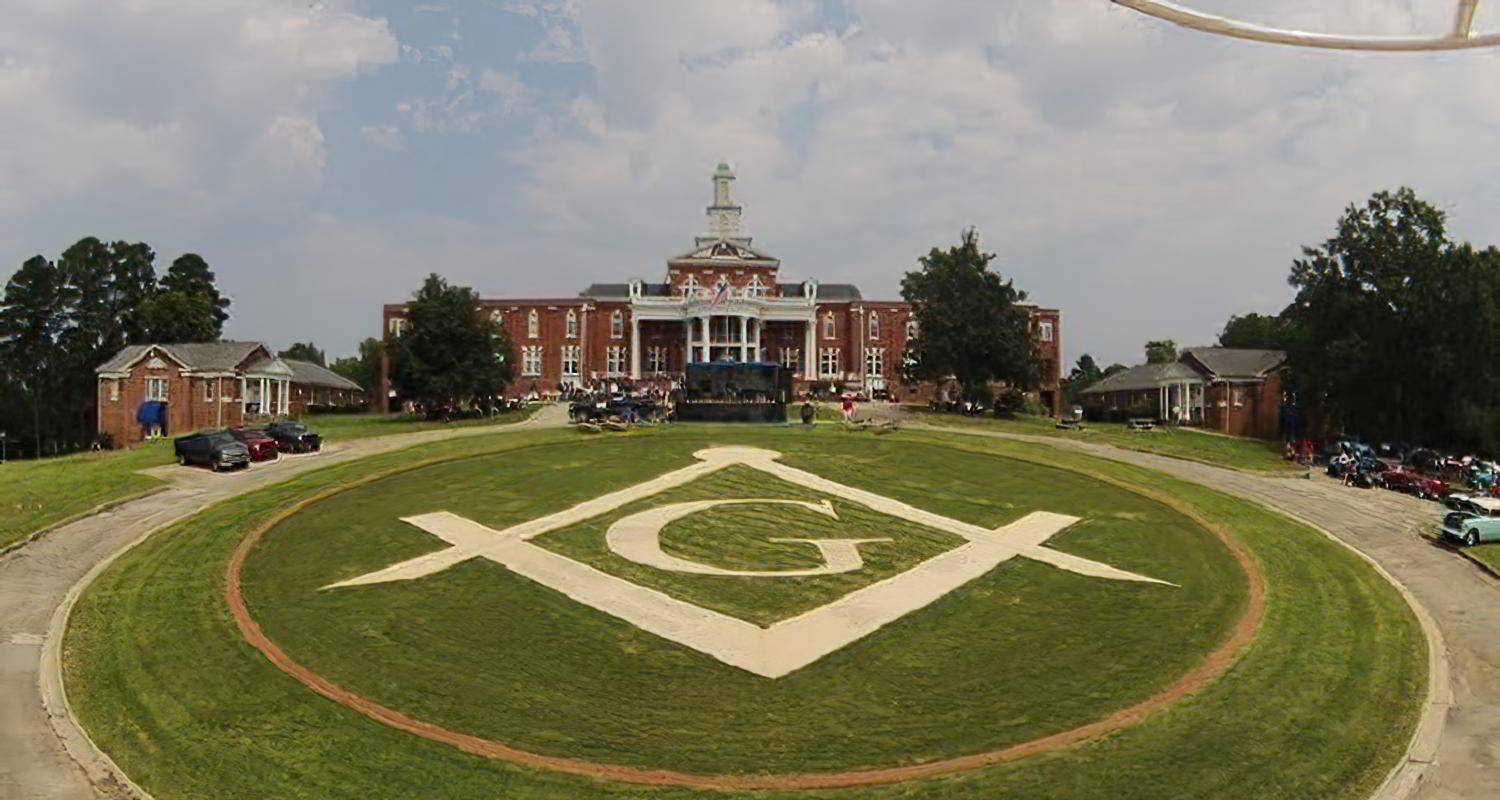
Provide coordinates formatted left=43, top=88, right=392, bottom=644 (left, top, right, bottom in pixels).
left=1113, top=0, right=1500, bottom=51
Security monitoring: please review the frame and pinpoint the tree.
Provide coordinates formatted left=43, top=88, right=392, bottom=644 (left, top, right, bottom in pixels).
left=1102, top=363, right=1129, bottom=377
left=0, top=256, right=76, bottom=455
left=1063, top=353, right=1105, bottom=406
left=158, top=253, right=230, bottom=333
left=901, top=229, right=1039, bottom=401
left=1218, top=312, right=1291, bottom=350
left=279, top=342, right=325, bottom=366
left=1144, top=339, right=1177, bottom=364
left=387, top=274, right=515, bottom=409
left=330, top=337, right=383, bottom=392
left=1283, top=187, right=1498, bottom=450
left=140, top=291, right=219, bottom=343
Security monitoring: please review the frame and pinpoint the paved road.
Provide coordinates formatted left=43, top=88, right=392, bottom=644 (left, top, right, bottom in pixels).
left=911, top=423, right=1499, bottom=800
left=0, top=406, right=566, bottom=800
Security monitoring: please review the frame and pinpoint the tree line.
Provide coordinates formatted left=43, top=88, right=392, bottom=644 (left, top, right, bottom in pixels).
left=0, top=238, right=230, bottom=456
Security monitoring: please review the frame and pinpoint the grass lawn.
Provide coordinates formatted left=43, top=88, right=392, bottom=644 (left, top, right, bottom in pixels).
left=239, top=436, right=1239, bottom=772
left=65, top=425, right=1425, bottom=800
left=0, top=440, right=174, bottom=550
left=304, top=403, right=540, bottom=441
left=1465, top=542, right=1500, bottom=573
left=912, top=408, right=1295, bottom=473
left=0, top=405, right=539, bottom=552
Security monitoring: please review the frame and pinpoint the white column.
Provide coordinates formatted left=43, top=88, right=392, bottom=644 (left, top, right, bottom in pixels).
left=630, top=314, right=641, bottom=379
left=804, top=319, right=817, bottom=380
left=683, top=318, right=693, bottom=369
left=752, top=318, right=762, bottom=362
left=736, top=316, right=747, bottom=363
left=701, top=316, right=711, bottom=362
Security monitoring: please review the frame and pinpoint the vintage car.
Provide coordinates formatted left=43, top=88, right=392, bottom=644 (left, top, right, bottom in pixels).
left=264, top=421, right=322, bottom=453
left=1381, top=467, right=1448, bottom=500
left=173, top=431, right=251, bottom=471
left=228, top=427, right=280, bottom=461
left=1440, top=495, right=1500, bottom=547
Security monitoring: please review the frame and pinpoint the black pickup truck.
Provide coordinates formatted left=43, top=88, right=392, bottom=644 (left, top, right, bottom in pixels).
left=264, top=421, right=322, bottom=453
left=173, top=431, right=251, bottom=471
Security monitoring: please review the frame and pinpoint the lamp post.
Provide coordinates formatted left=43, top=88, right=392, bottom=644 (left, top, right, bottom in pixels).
left=1, top=431, right=7, bottom=464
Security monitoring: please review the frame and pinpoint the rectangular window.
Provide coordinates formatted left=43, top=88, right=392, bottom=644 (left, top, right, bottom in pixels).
left=522, top=346, right=544, bottom=377
left=527, top=310, right=540, bottom=339
left=566, top=311, right=578, bottom=338
left=865, top=348, right=885, bottom=377
left=204, top=379, right=215, bottom=402
left=1039, top=321, right=1054, bottom=342
left=819, top=348, right=840, bottom=378
left=606, top=346, right=628, bottom=376
left=780, top=347, right=800, bottom=371
left=611, top=312, right=625, bottom=339
left=562, top=345, right=580, bottom=377
left=822, top=314, right=835, bottom=339
left=647, top=346, right=668, bottom=373
left=145, top=378, right=168, bottom=402
left=868, top=313, right=880, bottom=340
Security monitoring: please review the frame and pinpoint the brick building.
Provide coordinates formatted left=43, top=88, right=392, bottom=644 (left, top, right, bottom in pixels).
left=95, top=342, right=364, bottom=448
left=1078, top=347, right=1287, bottom=440
left=379, top=164, right=1063, bottom=412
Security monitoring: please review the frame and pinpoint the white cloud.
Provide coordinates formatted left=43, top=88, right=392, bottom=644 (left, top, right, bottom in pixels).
left=360, top=123, right=406, bottom=151
left=0, top=0, right=397, bottom=220
left=504, top=0, right=1500, bottom=366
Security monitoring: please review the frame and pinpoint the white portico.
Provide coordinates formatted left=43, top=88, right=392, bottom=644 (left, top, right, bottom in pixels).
left=621, top=162, right=821, bottom=381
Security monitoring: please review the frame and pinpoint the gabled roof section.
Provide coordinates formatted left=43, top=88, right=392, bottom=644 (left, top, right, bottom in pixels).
left=668, top=237, right=780, bottom=266
left=1080, top=362, right=1202, bottom=394
left=285, top=359, right=364, bottom=391
left=1181, top=347, right=1286, bottom=380
left=96, top=341, right=269, bottom=375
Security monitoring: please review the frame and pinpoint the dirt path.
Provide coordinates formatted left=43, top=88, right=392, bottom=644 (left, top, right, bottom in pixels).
left=910, top=422, right=1496, bottom=800
left=0, top=406, right=566, bottom=800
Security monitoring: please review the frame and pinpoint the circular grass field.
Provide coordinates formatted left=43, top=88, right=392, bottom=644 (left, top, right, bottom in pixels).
left=63, top=426, right=1426, bottom=799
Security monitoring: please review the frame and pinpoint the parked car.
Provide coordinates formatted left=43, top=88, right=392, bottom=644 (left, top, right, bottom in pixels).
left=264, top=421, right=321, bottom=453
left=228, top=428, right=280, bottom=461
left=173, top=431, right=251, bottom=471
left=1440, top=496, right=1500, bottom=546
left=1381, top=467, right=1448, bottom=500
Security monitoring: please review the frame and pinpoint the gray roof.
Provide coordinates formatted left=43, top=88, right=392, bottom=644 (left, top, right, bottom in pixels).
left=1181, top=347, right=1285, bottom=380
left=812, top=283, right=862, bottom=301
left=97, top=341, right=267, bottom=374
left=1080, top=362, right=1202, bottom=394
left=285, top=359, right=364, bottom=392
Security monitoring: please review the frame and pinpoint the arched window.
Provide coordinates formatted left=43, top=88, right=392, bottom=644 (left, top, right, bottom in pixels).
left=747, top=275, right=766, bottom=297
left=527, top=309, right=539, bottom=339
left=682, top=274, right=700, bottom=296
left=822, top=312, right=835, bottom=340
left=868, top=312, right=880, bottom=340
left=489, top=309, right=504, bottom=325
left=905, top=318, right=918, bottom=340
left=611, top=310, right=624, bottom=338
left=566, top=309, right=578, bottom=338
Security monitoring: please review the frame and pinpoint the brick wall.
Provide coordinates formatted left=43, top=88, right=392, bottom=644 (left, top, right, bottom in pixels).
left=98, top=362, right=244, bottom=448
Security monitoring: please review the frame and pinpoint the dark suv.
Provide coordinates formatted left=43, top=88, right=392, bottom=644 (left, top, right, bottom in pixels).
left=174, top=431, right=251, bottom=471
left=264, top=421, right=322, bottom=453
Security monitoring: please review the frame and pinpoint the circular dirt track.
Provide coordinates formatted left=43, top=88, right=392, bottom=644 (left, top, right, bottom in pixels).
left=227, top=435, right=1264, bottom=790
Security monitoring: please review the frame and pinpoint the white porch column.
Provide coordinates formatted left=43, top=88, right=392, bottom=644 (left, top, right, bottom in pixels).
left=752, top=318, right=762, bottom=362
left=804, top=319, right=817, bottom=380
left=630, top=314, right=641, bottom=379
left=700, top=316, right=710, bottom=362
left=737, top=316, right=748, bottom=363
left=683, top=318, right=693, bottom=369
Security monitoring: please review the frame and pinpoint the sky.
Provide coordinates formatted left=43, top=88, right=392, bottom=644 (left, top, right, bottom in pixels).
left=3, top=0, right=1500, bottom=368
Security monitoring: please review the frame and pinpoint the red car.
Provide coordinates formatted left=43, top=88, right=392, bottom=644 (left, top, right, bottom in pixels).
left=1381, top=467, right=1447, bottom=500
left=228, top=427, right=280, bottom=462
